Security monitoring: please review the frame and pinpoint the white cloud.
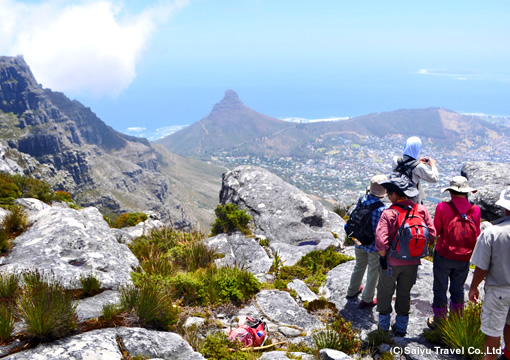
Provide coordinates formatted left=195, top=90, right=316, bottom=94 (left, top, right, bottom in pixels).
left=126, top=127, right=146, bottom=133
left=0, top=0, right=188, bottom=97
left=417, top=68, right=476, bottom=79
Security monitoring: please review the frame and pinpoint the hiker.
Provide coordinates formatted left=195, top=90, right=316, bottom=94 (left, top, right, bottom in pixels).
left=346, top=174, right=388, bottom=309
left=375, top=173, right=436, bottom=337
left=469, top=187, right=510, bottom=360
left=392, top=136, right=439, bottom=204
left=427, top=176, right=481, bottom=329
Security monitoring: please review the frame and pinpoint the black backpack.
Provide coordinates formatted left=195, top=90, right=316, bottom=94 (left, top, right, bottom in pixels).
left=345, top=197, right=385, bottom=246
left=394, top=156, right=420, bottom=183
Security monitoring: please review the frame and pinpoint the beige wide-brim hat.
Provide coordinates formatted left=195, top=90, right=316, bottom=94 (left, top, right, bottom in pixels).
left=495, top=187, right=510, bottom=212
left=441, top=176, right=477, bottom=194
left=367, top=174, right=388, bottom=197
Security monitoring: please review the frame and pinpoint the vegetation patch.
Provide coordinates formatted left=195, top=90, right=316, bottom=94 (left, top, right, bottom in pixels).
left=210, top=203, right=252, bottom=236
left=313, top=315, right=362, bottom=355
left=129, top=227, right=260, bottom=307
left=277, top=246, right=353, bottom=293
left=106, top=212, right=148, bottom=229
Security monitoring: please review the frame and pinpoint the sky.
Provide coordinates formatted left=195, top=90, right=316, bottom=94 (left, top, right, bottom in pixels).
left=1, top=0, right=510, bottom=141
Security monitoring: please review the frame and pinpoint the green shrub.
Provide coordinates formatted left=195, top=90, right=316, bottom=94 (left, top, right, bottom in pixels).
left=166, top=271, right=208, bottom=306
left=101, top=303, right=122, bottom=324
left=313, top=321, right=361, bottom=355
left=0, top=229, right=10, bottom=253
left=214, top=265, right=261, bottom=303
left=120, top=281, right=178, bottom=330
left=170, top=239, right=216, bottom=273
left=366, top=329, right=394, bottom=347
left=113, top=212, right=148, bottom=228
left=10, top=174, right=55, bottom=203
left=0, top=302, right=15, bottom=341
left=18, top=271, right=77, bottom=340
left=0, top=272, right=20, bottom=300
left=210, top=203, right=252, bottom=236
left=2, top=205, right=28, bottom=235
left=55, top=190, right=73, bottom=203
left=277, top=246, right=353, bottom=292
left=200, top=331, right=249, bottom=360
left=0, top=173, right=21, bottom=201
left=80, top=273, right=101, bottom=296
left=437, top=302, right=484, bottom=360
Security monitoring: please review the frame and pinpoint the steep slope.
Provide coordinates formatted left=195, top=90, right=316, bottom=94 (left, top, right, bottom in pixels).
left=0, top=56, right=190, bottom=227
left=157, top=90, right=295, bottom=157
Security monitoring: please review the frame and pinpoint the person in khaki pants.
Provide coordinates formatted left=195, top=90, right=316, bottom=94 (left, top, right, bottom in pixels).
left=346, top=175, right=388, bottom=309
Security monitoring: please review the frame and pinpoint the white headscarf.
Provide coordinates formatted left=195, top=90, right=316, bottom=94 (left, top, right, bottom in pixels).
left=402, top=136, right=422, bottom=159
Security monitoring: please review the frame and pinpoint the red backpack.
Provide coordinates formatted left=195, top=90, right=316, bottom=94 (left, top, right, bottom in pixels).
left=441, top=202, right=478, bottom=262
left=228, top=317, right=267, bottom=348
left=389, top=203, right=430, bottom=260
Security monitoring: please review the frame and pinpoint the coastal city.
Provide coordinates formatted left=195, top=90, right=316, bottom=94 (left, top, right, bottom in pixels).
left=210, top=133, right=510, bottom=213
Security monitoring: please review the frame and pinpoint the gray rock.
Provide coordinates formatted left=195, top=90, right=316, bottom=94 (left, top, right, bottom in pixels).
left=278, top=326, right=304, bottom=337
left=75, top=290, right=121, bottom=322
left=260, top=351, right=315, bottom=360
left=205, top=232, right=272, bottom=275
left=15, top=198, right=50, bottom=214
left=219, top=166, right=345, bottom=265
left=0, top=205, right=139, bottom=289
left=461, top=161, right=510, bottom=220
left=3, top=327, right=205, bottom=359
left=319, top=348, right=354, bottom=360
left=184, top=317, right=206, bottom=328
left=288, top=279, right=319, bottom=303
left=256, top=290, right=323, bottom=333
left=112, top=218, right=165, bottom=245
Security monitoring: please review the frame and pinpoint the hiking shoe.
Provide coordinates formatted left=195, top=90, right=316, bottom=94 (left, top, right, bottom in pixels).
left=427, top=316, right=437, bottom=330
left=359, top=298, right=377, bottom=309
left=391, top=324, right=406, bottom=337
left=346, top=286, right=363, bottom=299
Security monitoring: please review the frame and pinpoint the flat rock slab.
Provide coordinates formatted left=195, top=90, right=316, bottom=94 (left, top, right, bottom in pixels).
left=3, top=327, right=205, bottom=360
left=256, top=290, right=323, bottom=333
left=75, top=290, right=121, bottom=322
left=0, top=204, right=139, bottom=289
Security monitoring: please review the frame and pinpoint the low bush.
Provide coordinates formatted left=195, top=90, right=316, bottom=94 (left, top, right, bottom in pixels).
left=0, top=229, right=9, bottom=254
left=0, top=174, right=21, bottom=203
left=210, top=203, right=251, bottom=236
left=79, top=273, right=101, bottom=296
left=9, top=174, right=55, bottom=203
left=2, top=205, right=27, bottom=235
left=120, top=281, right=178, bottom=330
left=437, top=302, right=484, bottom=360
left=113, top=212, right=148, bottom=228
left=313, top=318, right=361, bottom=355
left=0, top=272, right=20, bottom=300
left=200, top=331, right=249, bottom=360
left=0, top=303, right=15, bottom=341
left=101, top=303, right=122, bottom=324
left=55, top=190, right=73, bottom=203
left=277, top=246, right=353, bottom=293
left=18, top=271, right=77, bottom=340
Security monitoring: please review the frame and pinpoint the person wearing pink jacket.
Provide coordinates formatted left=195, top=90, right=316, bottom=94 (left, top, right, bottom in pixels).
left=428, top=176, right=481, bottom=329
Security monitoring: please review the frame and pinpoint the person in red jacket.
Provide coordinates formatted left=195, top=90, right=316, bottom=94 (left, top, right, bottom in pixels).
left=427, top=176, right=481, bottom=329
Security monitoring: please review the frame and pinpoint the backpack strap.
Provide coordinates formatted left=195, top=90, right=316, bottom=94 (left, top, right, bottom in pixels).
left=389, top=203, right=414, bottom=244
left=367, top=200, right=385, bottom=212
left=446, top=201, right=476, bottom=222
left=395, top=157, right=420, bottom=176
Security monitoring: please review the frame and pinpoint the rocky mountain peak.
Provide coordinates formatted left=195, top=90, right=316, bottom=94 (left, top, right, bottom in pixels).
left=212, top=89, right=244, bottom=111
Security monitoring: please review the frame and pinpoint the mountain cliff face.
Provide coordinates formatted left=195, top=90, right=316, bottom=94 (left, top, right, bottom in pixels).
left=0, top=56, right=190, bottom=227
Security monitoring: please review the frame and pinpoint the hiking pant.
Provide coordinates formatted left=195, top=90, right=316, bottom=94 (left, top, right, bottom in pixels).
left=432, top=250, right=470, bottom=309
left=347, top=247, right=379, bottom=303
left=377, top=264, right=418, bottom=316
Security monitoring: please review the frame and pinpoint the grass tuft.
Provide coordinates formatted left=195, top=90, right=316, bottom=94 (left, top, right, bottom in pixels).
left=79, top=273, right=101, bottom=297
left=17, top=271, right=77, bottom=340
left=0, top=303, right=15, bottom=341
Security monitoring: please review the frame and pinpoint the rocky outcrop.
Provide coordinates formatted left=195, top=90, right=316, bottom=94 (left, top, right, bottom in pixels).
left=205, top=232, right=272, bottom=277
left=3, top=327, right=205, bottom=359
left=461, top=161, right=510, bottom=220
left=0, top=56, right=192, bottom=228
left=0, top=199, right=138, bottom=289
left=219, top=166, right=344, bottom=265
